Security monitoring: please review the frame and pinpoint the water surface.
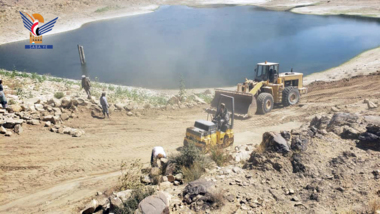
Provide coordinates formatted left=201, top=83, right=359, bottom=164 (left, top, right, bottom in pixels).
left=1, top=5, right=380, bottom=88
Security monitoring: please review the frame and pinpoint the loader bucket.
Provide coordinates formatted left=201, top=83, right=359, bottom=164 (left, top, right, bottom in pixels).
left=211, top=89, right=257, bottom=117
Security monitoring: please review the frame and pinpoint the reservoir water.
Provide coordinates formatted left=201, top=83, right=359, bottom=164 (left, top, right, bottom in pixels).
left=1, top=5, right=380, bottom=89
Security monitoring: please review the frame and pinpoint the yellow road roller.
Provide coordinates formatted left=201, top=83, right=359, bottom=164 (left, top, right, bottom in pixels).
left=184, top=94, right=235, bottom=150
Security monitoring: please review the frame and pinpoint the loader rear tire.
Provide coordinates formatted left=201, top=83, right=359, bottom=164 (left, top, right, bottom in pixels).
left=282, top=87, right=300, bottom=106
left=257, top=93, right=274, bottom=114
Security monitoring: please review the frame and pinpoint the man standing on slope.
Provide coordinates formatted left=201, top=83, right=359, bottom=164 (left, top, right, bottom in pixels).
left=100, top=92, right=109, bottom=118
left=81, top=75, right=91, bottom=99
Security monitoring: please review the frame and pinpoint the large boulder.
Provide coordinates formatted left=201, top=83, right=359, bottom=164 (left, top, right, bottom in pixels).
left=261, top=132, right=290, bottom=153
left=327, top=113, right=362, bottom=135
left=341, top=126, right=360, bottom=139
left=182, top=179, right=223, bottom=211
left=182, top=179, right=215, bottom=199
left=137, top=191, right=171, bottom=214
left=358, top=124, right=380, bottom=150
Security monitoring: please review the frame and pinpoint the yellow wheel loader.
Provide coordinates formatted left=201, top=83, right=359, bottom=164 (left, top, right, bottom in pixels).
left=184, top=94, right=234, bottom=150
left=211, top=62, right=307, bottom=117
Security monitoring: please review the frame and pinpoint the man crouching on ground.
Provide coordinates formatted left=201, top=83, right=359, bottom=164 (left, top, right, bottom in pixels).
left=151, top=146, right=167, bottom=167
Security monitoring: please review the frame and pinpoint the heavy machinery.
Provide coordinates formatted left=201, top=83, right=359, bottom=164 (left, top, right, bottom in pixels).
left=184, top=94, right=234, bottom=150
left=211, top=62, right=307, bottom=116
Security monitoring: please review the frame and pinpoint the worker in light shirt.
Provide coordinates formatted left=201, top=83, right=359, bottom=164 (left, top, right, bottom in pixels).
left=150, top=146, right=167, bottom=167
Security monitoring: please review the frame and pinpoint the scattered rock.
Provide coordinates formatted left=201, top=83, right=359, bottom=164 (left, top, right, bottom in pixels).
left=28, top=119, right=40, bottom=125
left=141, top=175, right=151, bottom=184
left=14, top=124, right=23, bottom=134
left=261, top=132, right=290, bottom=153
left=160, top=181, right=173, bottom=190
left=291, top=153, right=306, bottom=173
left=61, top=97, right=72, bottom=108
left=6, top=104, right=22, bottom=113
left=150, top=167, right=161, bottom=177
left=34, top=104, right=45, bottom=112
left=290, top=135, right=308, bottom=152
left=0, top=126, right=6, bottom=134
left=44, top=121, right=51, bottom=127
left=80, top=199, right=98, bottom=214
left=368, top=101, right=378, bottom=109
left=116, top=189, right=133, bottom=202
left=5, top=131, right=12, bottom=136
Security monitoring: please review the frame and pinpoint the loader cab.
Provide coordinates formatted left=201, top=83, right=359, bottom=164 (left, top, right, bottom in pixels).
left=254, top=62, right=279, bottom=83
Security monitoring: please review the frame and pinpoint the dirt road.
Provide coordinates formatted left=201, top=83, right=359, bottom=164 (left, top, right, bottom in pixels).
left=1, top=73, right=379, bottom=213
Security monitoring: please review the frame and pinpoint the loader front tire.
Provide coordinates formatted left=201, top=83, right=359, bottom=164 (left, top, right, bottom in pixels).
left=282, top=87, right=300, bottom=106
left=257, top=93, right=274, bottom=114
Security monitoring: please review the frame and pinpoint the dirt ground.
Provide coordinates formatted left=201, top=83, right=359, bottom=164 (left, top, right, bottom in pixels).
left=0, top=72, right=379, bottom=213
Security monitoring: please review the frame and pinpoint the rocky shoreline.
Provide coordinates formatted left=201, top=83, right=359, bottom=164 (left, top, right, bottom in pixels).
left=78, top=111, right=380, bottom=214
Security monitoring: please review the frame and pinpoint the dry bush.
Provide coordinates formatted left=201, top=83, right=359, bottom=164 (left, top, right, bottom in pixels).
left=209, top=188, right=225, bottom=206
left=210, top=147, right=230, bottom=166
left=255, top=143, right=265, bottom=154
left=369, top=199, right=380, bottom=214
left=118, top=159, right=143, bottom=191
left=181, top=162, right=204, bottom=183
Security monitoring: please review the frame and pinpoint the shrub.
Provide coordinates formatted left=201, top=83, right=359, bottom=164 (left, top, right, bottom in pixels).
left=119, top=159, right=144, bottom=191
left=114, top=187, right=155, bottom=214
left=196, top=93, right=213, bottom=104
left=8, top=99, right=17, bottom=105
left=10, top=70, right=16, bottom=78
left=169, top=142, right=212, bottom=181
left=170, top=142, right=203, bottom=168
left=178, top=75, right=186, bottom=101
left=108, top=85, right=115, bottom=91
left=209, top=188, right=225, bottom=207
left=54, top=92, right=64, bottom=99
left=210, top=147, right=230, bottom=166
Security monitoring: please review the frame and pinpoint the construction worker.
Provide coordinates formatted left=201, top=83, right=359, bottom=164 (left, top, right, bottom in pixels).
left=213, top=103, right=230, bottom=131
left=81, top=75, right=91, bottom=99
left=150, top=146, right=167, bottom=167
left=100, top=92, right=109, bottom=118
left=0, top=79, right=7, bottom=108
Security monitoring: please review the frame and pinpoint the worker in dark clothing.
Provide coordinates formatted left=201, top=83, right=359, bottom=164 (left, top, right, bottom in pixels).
left=81, top=75, right=91, bottom=99
left=0, top=79, right=7, bottom=108
left=100, top=92, right=109, bottom=118
left=213, top=103, right=230, bottom=131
